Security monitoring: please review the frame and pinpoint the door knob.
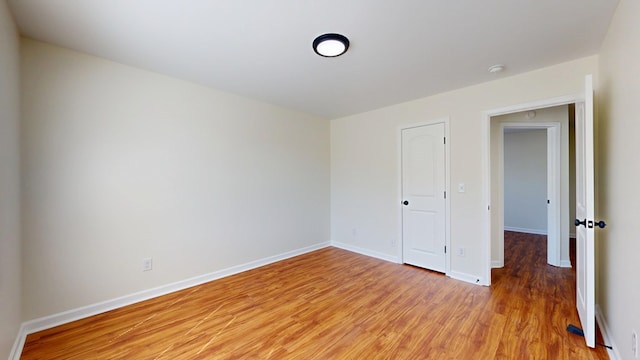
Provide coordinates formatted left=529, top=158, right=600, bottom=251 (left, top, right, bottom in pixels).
left=403, top=200, right=409, bottom=206
left=575, top=218, right=606, bottom=228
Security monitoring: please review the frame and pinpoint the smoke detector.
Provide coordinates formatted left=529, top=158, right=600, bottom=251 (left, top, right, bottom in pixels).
left=488, top=64, right=505, bottom=74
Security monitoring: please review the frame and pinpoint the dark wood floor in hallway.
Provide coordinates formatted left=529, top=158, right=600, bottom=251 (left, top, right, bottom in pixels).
left=21, top=232, right=609, bottom=359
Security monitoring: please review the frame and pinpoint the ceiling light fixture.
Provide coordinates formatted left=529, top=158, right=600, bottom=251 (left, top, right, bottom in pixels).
left=488, top=64, right=505, bottom=74
left=313, top=33, right=350, bottom=57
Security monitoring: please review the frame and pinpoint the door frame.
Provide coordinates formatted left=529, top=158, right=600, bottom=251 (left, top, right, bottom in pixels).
left=398, top=118, right=451, bottom=275
left=481, top=95, right=582, bottom=284
left=497, top=122, right=562, bottom=268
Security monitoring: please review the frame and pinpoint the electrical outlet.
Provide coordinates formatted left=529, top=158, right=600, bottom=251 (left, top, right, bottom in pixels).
left=457, top=247, right=465, bottom=257
left=142, top=258, right=153, bottom=272
left=458, top=183, right=465, bottom=193
left=632, top=330, right=638, bottom=358
left=390, top=238, right=396, bottom=247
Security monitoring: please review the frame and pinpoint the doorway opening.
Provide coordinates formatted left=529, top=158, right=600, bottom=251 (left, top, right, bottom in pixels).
left=481, top=96, right=579, bottom=284
left=491, top=110, right=570, bottom=269
left=502, top=126, right=553, bottom=266
left=482, top=75, right=594, bottom=347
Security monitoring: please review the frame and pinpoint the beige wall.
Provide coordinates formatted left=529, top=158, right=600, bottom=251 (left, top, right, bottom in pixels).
left=597, top=0, right=640, bottom=358
left=331, top=56, right=597, bottom=282
left=20, top=39, right=330, bottom=320
left=0, top=1, right=21, bottom=358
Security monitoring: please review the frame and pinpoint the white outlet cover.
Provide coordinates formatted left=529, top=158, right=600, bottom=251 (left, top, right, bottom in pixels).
left=142, top=258, right=153, bottom=271
left=458, top=183, right=465, bottom=193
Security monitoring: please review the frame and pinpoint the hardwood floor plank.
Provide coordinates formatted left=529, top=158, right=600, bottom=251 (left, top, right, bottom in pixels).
left=21, top=232, right=609, bottom=359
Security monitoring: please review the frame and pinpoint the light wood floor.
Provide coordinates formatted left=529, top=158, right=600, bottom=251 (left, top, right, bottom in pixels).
left=21, top=232, right=609, bottom=359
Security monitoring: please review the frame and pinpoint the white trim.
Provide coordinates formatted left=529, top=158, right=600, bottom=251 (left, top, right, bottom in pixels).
left=396, top=124, right=404, bottom=262
left=596, top=304, right=620, bottom=360
left=491, top=260, right=504, bottom=268
left=331, top=241, right=400, bottom=263
left=487, top=94, right=583, bottom=117
left=397, top=117, right=451, bottom=275
left=482, top=108, right=492, bottom=284
left=9, top=325, right=27, bottom=360
left=483, top=94, right=582, bottom=284
left=10, top=241, right=330, bottom=358
left=547, top=124, right=562, bottom=266
left=448, top=270, right=486, bottom=286
left=504, top=226, right=547, bottom=236
left=559, top=260, right=572, bottom=268
left=444, top=120, right=451, bottom=275
left=497, top=126, right=505, bottom=272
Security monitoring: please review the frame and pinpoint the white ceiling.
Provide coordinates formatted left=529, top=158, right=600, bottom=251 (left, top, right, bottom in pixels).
left=9, top=0, right=619, bottom=119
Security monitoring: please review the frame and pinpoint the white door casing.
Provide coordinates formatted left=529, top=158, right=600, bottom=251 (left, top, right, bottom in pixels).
left=401, top=123, right=446, bottom=272
left=575, top=74, right=596, bottom=348
left=546, top=125, right=562, bottom=266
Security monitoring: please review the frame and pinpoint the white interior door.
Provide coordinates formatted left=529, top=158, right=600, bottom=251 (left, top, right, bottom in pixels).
left=402, top=123, right=446, bottom=272
left=575, top=74, right=596, bottom=348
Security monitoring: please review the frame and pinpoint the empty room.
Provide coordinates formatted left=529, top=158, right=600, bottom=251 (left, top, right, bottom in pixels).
left=1, top=1, right=639, bottom=359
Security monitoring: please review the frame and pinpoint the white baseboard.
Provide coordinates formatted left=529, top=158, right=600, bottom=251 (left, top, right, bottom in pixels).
left=10, top=241, right=331, bottom=360
left=559, top=260, right=572, bottom=268
left=9, top=324, right=27, bottom=360
left=331, top=241, right=400, bottom=263
left=596, top=304, right=620, bottom=360
left=332, top=242, right=487, bottom=287
left=449, top=270, right=487, bottom=286
left=504, top=226, right=547, bottom=235
left=491, top=260, right=504, bottom=268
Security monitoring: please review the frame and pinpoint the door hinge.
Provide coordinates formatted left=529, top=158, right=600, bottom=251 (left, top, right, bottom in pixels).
left=444, top=137, right=446, bottom=145
left=444, top=245, right=447, bottom=254
left=444, top=191, right=446, bottom=199
left=547, top=199, right=550, bottom=204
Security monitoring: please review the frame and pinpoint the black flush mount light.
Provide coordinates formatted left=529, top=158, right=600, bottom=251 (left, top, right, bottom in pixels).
left=313, top=33, right=350, bottom=57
